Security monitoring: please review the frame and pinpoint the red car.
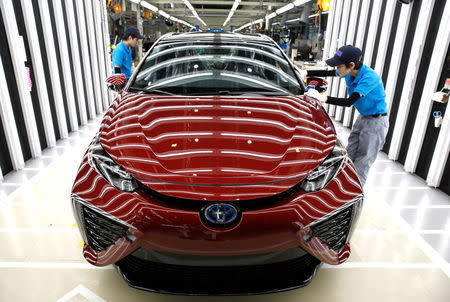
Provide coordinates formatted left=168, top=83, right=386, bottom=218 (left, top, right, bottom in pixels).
left=71, top=32, right=363, bottom=295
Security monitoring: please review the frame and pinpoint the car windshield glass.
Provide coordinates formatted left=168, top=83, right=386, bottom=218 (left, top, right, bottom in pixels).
left=130, top=35, right=303, bottom=96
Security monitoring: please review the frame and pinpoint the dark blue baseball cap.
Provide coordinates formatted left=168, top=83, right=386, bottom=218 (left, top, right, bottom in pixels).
left=325, top=45, right=362, bottom=67
left=125, top=26, right=144, bottom=39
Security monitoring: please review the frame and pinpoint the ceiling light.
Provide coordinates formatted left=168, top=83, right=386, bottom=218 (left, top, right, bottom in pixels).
left=267, top=12, right=277, bottom=19
left=158, top=10, right=170, bottom=19
left=182, top=0, right=207, bottom=27
left=140, top=1, right=158, bottom=12
left=309, top=11, right=329, bottom=18
left=294, top=0, right=309, bottom=6
left=276, top=3, right=294, bottom=15
left=224, top=0, right=241, bottom=27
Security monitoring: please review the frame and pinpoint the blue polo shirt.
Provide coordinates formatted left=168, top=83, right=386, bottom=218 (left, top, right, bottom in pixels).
left=112, top=41, right=132, bottom=79
left=343, top=64, right=387, bottom=116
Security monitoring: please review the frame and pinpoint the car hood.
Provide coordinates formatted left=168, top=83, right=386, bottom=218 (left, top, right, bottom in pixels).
left=99, top=93, right=336, bottom=200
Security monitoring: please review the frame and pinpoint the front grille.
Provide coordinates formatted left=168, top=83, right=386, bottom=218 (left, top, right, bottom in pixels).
left=310, top=205, right=354, bottom=252
left=79, top=205, right=130, bottom=253
left=115, top=253, right=321, bottom=295
left=137, top=179, right=303, bottom=211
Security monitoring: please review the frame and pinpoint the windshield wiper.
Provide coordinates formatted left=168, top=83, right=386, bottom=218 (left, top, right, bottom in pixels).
left=128, top=87, right=175, bottom=95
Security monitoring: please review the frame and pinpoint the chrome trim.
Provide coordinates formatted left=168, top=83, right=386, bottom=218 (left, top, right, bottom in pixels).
left=71, top=193, right=137, bottom=230
left=304, top=193, right=364, bottom=229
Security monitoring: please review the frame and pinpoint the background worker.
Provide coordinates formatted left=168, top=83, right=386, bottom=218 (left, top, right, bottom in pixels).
left=304, top=45, right=389, bottom=187
left=112, top=26, right=144, bottom=80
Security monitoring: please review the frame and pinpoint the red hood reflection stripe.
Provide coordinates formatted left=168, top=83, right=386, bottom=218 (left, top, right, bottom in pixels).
left=99, top=93, right=336, bottom=199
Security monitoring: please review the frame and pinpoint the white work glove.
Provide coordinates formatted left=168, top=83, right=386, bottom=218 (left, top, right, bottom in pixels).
left=431, top=91, right=446, bottom=103
left=298, top=69, right=308, bottom=79
left=305, top=88, right=327, bottom=104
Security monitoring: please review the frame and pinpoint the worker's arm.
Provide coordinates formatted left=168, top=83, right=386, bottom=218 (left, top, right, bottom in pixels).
left=112, top=48, right=123, bottom=74
left=306, top=70, right=337, bottom=77
left=325, top=92, right=361, bottom=107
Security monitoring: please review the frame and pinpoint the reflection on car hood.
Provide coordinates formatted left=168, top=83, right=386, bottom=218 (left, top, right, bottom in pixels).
left=99, top=93, right=336, bottom=200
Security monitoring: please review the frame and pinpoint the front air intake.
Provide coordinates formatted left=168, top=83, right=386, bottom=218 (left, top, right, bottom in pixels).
left=72, top=195, right=135, bottom=253
left=304, top=195, right=363, bottom=252
left=310, top=206, right=354, bottom=252
left=81, top=205, right=130, bottom=253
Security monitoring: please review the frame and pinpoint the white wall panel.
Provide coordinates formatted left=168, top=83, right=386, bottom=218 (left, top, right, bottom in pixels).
left=0, top=0, right=41, bottom=157
left=384, top=4, right=413, bottom=113
left=374, top=0, right=397, bottom=77
left=322, top=0, right=336, bottom=113
left=74, top=0, right=97, bottom=119
left=351, top=0, right=371, bottom=126
left=322, top=0, right=336, bottom=65
left=342, top=0, right=361, bottom=127
left=327, top=0, right=344, bottom=117
left=0, top=0, right=114, bottom=177
left=334, top=0, right=355, bottom=122
left=0, top=56, right=25, bottom=170
left=83, top=0, right=104, bottom=114
left=63, top=0, right=88, bottom=126
left=405, top=0, right=450, bottom=174
left=101, top=0, right=114, bottom=105
left=388, top=0, right=435, bottom=161
left=52, top=0, right=79, bottom=131
left=19, top=0, right=57, bottom=147
left=92, top=0, right=109, bottom=110
left=36, top=0, right=69, bottom=139
left=427, top=99, right=450, bottom=187
left=362, top=0, right=383, bottom=68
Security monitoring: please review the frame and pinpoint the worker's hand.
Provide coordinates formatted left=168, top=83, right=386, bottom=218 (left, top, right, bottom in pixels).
left=298, top=69, right=308, bottom=79
left=305, top=88, right=327, bottom=104
left=431, top=91, right=446, bottom=103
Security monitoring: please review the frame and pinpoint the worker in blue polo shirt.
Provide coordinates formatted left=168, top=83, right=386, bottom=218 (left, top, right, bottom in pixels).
left=112, top=26, right=144, bottom=79
left=305, top=45, right=389, bottom=187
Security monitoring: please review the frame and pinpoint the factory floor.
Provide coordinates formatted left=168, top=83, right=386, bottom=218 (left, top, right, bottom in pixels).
left=0, top=117, right=448, bottom=302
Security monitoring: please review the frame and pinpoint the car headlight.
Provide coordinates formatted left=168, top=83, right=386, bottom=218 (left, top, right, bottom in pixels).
left=300, top=139, right=346, bottom=192
left=88, top=137, right=138, bottom=192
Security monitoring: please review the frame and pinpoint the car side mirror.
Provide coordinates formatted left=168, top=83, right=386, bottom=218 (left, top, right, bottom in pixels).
left=106, top=74, right=127, bottom=91
left=306, top=77, right=328, bottom=93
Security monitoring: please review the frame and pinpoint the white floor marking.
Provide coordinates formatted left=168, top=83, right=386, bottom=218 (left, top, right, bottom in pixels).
left=372, top=171, right=409, bottom=175
left=322, top=262, right=441, bottom=269
left=0, top=228, right=78, bottom=233
left=355, top=229, right=448, bottom=235
left=418, top=230, right=449, bottom=235
left=379, top=199, right=450, bottom=278
left=400, top=205, right=450, bottom=209
left=0, top=262, right=113, bottom=269
left=368, top=187, right=432, bottom=191
left=355, top=229, right=407, bottom=234
left=56, top=284, right=106, bottom=302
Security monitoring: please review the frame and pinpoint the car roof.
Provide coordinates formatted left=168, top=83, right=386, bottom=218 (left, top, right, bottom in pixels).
left=157, top=32, right=275, bottom=46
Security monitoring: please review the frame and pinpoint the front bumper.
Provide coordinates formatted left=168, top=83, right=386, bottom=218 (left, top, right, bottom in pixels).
left=115, top=250, right=321, bottom=295
left=71, top=149, right=363, bottom=267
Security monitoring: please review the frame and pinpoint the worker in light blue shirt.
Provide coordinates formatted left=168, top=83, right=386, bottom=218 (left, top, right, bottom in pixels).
left=112, top=26, right=144, bottom=79
left=305, top=45, right=389, bottom=186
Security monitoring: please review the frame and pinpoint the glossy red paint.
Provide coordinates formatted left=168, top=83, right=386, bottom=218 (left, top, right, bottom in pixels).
left=72, top=92, right=363, bottom=266
left=306, top=77, right=328, bottom=88
left=98, top=92, right=337, bottom=200
left=106, top=73, right=126, bottom=86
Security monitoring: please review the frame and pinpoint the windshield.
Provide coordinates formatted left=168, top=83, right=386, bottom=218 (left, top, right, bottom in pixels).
left=130, top=38, right=303, bottom=96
